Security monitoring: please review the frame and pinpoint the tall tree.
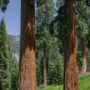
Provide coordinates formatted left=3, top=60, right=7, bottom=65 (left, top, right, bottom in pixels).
left=10, top=57, right=19, bottom=90
left=64, top=0, right=78, bottom=90
left=50, top=0, right=78, bottom=88
left=18, top=0, right=37, bottom=90
left=43, top=43, right=47, bottom=85
left=36, top=0, right=55, bottom=86
left=0, top=18, right=10, bottom=90
left=80, top=38, right=87, bottom=73
left=76, top=0, right=89, bottom=73
left=86, top=23, right=90, bottom=71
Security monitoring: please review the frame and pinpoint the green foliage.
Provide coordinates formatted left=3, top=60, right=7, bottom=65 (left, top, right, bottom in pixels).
left=37, top=0, right=44, bottom=7
left=38, top=85, right=63, bottom=90
left=86, top=24, right=90, bottom=48
left=28, top=0, right=45, bottom=7
left=38, top=72, right=90, bottom=90
left=76, top=37, right=83, bottom=72
left=0, top=18, right=19, bottom=90
left=8, top=35, right=19, bottom=90
left=76, top=0, right=89, bottom=38
left=50, top=0, right=69, bottom=46
left=86, top=24, right=90, bottom=72
left=55, top=7, right=70, bottom=41
left=56, top=0, right=64, bottom=8
left=36, top=31, right=64, bottom=86
left=10, top=58, right=19, bottom=90
left=0, top=18, right=10, bottom=90
left=86, top=47, right=90, bottom=71
left=47, top=38, right=64, bottom=85
left=0, top=0, right=89, bottom=89
left=77, top=51, right=82, bottom=71
left=0, top=0, right=9, bottom=12
left=76, top=18, right=88, bottom=38
left=76, top=0, right=89, bottom=73
left=48, top=55, right=64, bottom=85
left=77, top=72, right=90, bottom=90
left=36, top=0, right=64, bottom=86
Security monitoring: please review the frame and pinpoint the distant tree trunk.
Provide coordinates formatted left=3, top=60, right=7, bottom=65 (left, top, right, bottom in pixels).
left=44, top=0, right=47, bottom=85
left=18, top=0, right=37, bottom=90
left=80, top=38, right=87, bottom=73
left=43, top=43, right=47, bottom=86
left=64, top=0, right=78, bottom=90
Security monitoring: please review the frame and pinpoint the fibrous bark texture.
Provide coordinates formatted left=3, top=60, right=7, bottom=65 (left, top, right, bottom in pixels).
left=64, top=0, right=78, bottom=90
left=18, top=0, right=37, bottom=90
left=80, top=38, right=87, bottom=73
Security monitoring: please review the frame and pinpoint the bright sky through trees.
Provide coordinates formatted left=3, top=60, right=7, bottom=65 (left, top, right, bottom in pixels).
left=0, top=0, right=56, bottom=35
left=0, top=0, right=21, bottom=35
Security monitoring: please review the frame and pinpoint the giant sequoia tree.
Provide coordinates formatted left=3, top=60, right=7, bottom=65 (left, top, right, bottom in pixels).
left=64, top=0, right=78, bottom=90
left=18, top=0, right=37, bottom=90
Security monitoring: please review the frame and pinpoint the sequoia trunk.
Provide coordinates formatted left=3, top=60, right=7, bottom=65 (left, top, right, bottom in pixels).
left=64, top=0, right=78, bottom=90
left=43, top=44, right=47, bottom=86
left=18, top=0, right=37, bottom=90
left=80, top=38, right=87, bottom=73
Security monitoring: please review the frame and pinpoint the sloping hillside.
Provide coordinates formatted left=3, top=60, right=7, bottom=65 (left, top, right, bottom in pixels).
left=8, top=35, right=20, bottom=61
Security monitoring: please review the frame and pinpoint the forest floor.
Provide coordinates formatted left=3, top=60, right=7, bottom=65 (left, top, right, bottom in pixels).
left=38, top=72, right=90, bottom=90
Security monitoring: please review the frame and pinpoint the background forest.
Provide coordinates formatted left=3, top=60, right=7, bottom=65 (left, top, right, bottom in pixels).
left=0, top=0, right=90, bottom=90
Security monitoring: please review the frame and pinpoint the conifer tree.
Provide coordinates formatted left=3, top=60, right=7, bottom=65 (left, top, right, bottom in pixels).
left=10, top=57, right=19, bottom=90
left=76, top=0, right=89, bottom=73
left=36, top=0, right=55, bottom=86
left=18, top=0, right=37, bottom=90
left=50, top=0, right=78, bottom=89
left=64, top=0, right=78, bottom=90
left=0, top=18, right=10, bottom=90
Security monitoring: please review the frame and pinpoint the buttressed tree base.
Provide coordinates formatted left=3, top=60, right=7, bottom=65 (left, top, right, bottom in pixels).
left=64, top=0, right=78, bottom=90
left=18, top=0, right=37, bottom=90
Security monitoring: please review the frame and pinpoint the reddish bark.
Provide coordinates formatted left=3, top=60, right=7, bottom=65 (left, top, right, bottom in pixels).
left=64, top=0, right=78, bottom=90
left=18, top=0, right=37, bottom=90
left=80, top=38, right=87, bottom=73
left=43, top=44, right=47, bottom=86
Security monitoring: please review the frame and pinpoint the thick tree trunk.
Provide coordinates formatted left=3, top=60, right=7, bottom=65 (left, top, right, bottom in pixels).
left=64, top=0, right=78, bottom=90
left=80, top=38, right=87, bottom=73
left=18, top=0, right=37, bottom=90
left=43, top=44, right=47, bottom=86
